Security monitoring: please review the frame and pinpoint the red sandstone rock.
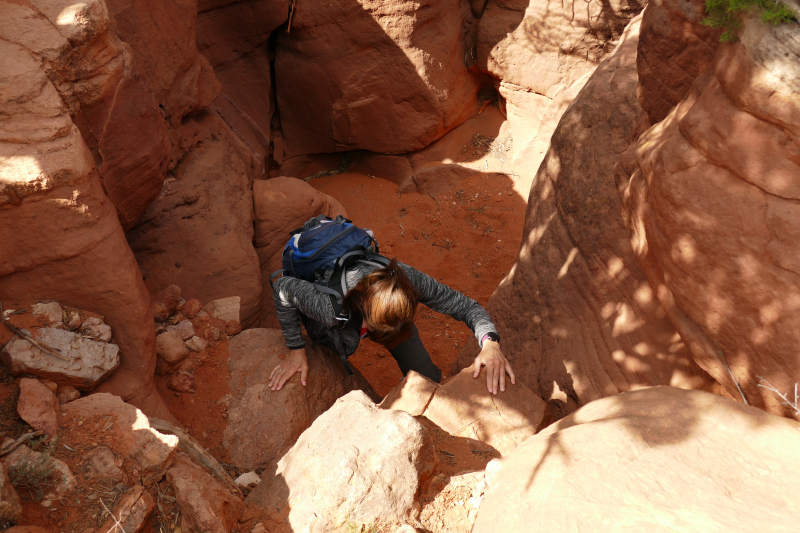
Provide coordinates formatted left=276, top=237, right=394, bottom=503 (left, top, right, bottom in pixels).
left=5, top=528, right=48, bottom=533
left=61, top=394, right=179, bottom=483
left=79, top=446, right=124, bottom=482
left=106, top=0, right=221, bottom=125
left=196, top=0, right=289, bottom=168
left=636, top=0, right=722, bottom=124
left=127, top=112, right=262, bottom=328
left=56, top=386, right=81, bottom=405
left=473, top=387, right=800, bottom=532
left=0, top=463, right=21, bottom=527
left=223, top=329, right=377, bottom=472
left=247, top=391, right=437, bottom=531
left=476, top=0, right=644, bottom=176
left=152, top=285, right=183, bottom=322
left=97, top=484, right=154, bottom=533
left=168, top=370, right=197, bottom=394
left=423, top=369, right=552, bottom=455
left=17, top=378, right=59, bottom=438
left=0, top=5, right=171, bottom=420
left=453, top=16, right=714, bottom=420
left=225, top=321, right=242, bottom=336
left=167, top=454, right=244, bottom=533
left=621, top=17, right=800, bottom=418
left=183, top=299, right=203, bottom=318
left=380, top=371, right=440, bottom=417
left=156, top=331, right=190, bottom=375
left=274, top=0, right=481, bottom=156
left=1, top=0, right=171, bottom=230
left=252, top=177, right=347, bottom=326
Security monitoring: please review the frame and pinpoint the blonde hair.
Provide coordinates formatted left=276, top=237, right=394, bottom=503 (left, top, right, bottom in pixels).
left=343, top=259, right=419, bottom=346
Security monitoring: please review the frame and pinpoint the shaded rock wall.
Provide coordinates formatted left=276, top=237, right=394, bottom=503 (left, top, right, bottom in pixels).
left=196, top=0, right=288, bottom=172
left=127, top=111, right=263, bottom=328
left=455, top=15, right=716, bottom=419
left=275, top=0, right=482, bottom=157
left=621, top=16, right=800, bottom=418
left=0, top=24, right=170, bottom=418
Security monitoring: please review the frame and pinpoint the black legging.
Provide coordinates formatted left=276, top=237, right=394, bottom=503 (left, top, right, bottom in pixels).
left=386, top=324, right=442, bottom=383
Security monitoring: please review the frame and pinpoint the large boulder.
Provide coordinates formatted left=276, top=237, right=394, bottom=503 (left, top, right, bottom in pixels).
left=274, top=0, right=481, bottom=156
left=222, top=329, right=376, bottom=472
left=127, top=111, right=262, bottom=328
left=247, top=391, right=438, bottom=532
left=472, top=387, right=800, bottom=532
left=252, top=177, right=346, bottom=327
left=454, top=15, right=715, bottom=419
left=0, top=0, right=170, bottom=230
left=476, top=0, right=644, bottom=175
left=621, top=16, right=800, bottom=418
left=0, top=29, right=170, bottom=419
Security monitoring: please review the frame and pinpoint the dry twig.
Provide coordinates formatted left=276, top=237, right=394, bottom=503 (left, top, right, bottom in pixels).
left=287, top=0, right=297, bottom=33
left=0, top=430, right=44, bottom=457
left=0, top=299, right=69, bottom=362
left=713, top=339, right=748, bottom=405
left=757, top=377, right=800, bottom=416
left=100, top=498, right=128, bottom=533
left=428, top=193, right=440, bottom=210
left=148, top=417, right=242, bottom=497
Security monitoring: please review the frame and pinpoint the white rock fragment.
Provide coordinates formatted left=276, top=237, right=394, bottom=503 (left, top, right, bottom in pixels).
left=202, top=296, right=240, bottom=322
left=185, top=336, right=208, bottom=353
left=1, top=328, right=120, bottom=389
left=156, top=331, right=189, bottom=364
left=167, top=320, right=195, bottom=341
left=80, top=317, right=112, bottom=342
left=32, top=302, right=64, bottom=324
left=234, top=471, right=261, bottom=488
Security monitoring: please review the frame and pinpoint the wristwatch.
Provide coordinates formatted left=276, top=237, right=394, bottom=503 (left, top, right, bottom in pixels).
left=481, top=331, right=500, bottom=346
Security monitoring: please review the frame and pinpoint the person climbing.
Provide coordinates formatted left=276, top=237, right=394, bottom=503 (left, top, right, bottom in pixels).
left=267, top=215, right=515, bottom=394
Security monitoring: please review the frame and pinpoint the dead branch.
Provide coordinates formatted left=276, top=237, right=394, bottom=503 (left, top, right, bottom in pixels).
left=147, top=417, right=243, bottom=498
left=757, top=376, right=800, bottom=416
left=0, top=430, right=44, bottom=457
left=287, top=0, right=296, bottom=33
left=713, top=339, right=748, bottom=405
left=0, top=299, right=69, bottom=362
left=100, top=498, right=128, bottom=533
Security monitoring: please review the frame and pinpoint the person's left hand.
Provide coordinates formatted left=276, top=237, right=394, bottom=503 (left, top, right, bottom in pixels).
left=471, top=340, right=516, bottom=395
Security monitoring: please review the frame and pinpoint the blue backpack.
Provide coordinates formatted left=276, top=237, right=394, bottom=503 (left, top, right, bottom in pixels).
left=270, top=215, right=390, bottom=371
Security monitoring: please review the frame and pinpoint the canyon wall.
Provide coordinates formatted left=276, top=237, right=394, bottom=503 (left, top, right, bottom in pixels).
left=621, top=14, right=800, bottom=417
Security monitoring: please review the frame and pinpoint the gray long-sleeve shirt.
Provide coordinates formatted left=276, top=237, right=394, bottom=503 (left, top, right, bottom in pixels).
left=272, top=261, right=497, bottom=356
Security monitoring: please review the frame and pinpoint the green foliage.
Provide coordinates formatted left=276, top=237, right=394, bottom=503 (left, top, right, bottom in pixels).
left=704, top=0, right=796, bottom=41
left=8, top=438, right=57, bottom=501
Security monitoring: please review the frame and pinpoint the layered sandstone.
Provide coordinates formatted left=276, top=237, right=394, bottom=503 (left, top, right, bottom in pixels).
left=621, top=16, right=800, bottom=418
left=455, top=16, right=716, bottom=419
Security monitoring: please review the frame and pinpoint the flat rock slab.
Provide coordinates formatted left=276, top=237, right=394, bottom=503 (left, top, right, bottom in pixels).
left=2, top=328, right=119, bottom=390
left=60, top=393, right=178, bottom=483
left=380, top=370, right=439, bottom=416
left=203, top=296, right=241, bottom=323
left=167, top=454, right=243, bottom=533
left=17, top=378, right=59, bottom=438
left=473, top=387, right=800, bottom=533
left=247, top=391, right=437, bottom=532
left=423, top=368, right=552, bottom=455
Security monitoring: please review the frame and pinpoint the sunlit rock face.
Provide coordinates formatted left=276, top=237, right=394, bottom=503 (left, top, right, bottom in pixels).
left=621, top=16, right=800, bottom=418
left=0, top=2, right=171, bottom=419
left=274, top=0, right=482, bottom=157
left=476, top=0, right=644, bottom=177
left=453, top=15, right=716, bottom=420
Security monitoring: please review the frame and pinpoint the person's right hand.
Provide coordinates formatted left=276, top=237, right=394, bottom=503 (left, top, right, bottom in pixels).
left=269, top=348, right=309, bottom=391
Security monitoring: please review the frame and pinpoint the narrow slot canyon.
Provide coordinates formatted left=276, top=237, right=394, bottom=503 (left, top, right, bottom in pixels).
left=0, top=0, right=799, bottom=532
